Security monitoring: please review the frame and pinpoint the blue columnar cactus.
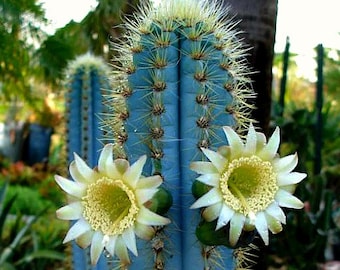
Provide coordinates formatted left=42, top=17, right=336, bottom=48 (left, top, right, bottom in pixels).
left=107, top=0, right=255, bottom=269
left=65, top=54, right=112, bottom=270
left=57, top=3, right=305, bottom=268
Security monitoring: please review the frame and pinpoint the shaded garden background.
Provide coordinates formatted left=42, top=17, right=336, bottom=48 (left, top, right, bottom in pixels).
left=0, top=0, right=340, bottom=269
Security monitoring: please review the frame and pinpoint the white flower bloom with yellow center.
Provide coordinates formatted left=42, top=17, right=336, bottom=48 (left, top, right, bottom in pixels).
left=55, top=143, right=170, bottom=265
left=190, top=124, right=306, bottom=246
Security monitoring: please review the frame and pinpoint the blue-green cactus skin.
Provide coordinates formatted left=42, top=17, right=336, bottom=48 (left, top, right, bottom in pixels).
left=178, top=24, right=236, bottom=270
left=65, top=55, right=111, bottom=270
left=113, top=18, right=240, bottom=269
left=124, top=28, right=183, bottom=269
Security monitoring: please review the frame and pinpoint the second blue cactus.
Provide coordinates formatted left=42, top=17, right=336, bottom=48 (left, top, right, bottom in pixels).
left=65, top=53, right=112, bottom=270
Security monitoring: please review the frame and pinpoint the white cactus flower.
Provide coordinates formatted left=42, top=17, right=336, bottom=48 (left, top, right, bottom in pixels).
left=190, top=124, right=306, bottom=246
left=55, top=143, right=170, bottom=265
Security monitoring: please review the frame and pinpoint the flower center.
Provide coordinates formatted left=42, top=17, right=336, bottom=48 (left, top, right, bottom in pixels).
left=82, top=177, right=139, bottom=236
left=220, top=155, right=278, bottom=217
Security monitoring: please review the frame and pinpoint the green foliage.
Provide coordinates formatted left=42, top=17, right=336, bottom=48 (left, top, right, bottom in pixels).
left=266, top=104, right=340, bottom=269
left=36, top=21, right=90, bottom=87
left=5, top=185, right=53, bottom=216
left=0, top=182, right=65, bottom=269
left=82, top=0, right=140, bottom=56
left=0, top=0, right=45, bottom=102
left=323, top=47, right=340, bottom=99
left=0, top=153, right=66, bottom=212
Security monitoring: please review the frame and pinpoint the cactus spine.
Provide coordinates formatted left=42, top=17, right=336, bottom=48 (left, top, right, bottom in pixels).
left=107, top=0, right=255, bottom=269
left=65, top=54, right=111, bottom=270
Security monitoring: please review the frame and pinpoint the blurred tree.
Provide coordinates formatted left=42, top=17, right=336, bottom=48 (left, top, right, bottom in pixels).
left=271, top=52, right=316, bottom=115
left=0, top=0, right=46, bottom=103
left=323, top=47, right=340, bottom=101
left=36, top=0, right=141, bottom=88
left=222, top=0, right=278, bottom=135
left=82, top=0, right=140, bottom=57
left=36, top=21, right=90, bottom=87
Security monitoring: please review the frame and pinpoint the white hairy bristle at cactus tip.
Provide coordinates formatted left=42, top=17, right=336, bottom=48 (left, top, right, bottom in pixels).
left=65, top=53, right=111, bottom=77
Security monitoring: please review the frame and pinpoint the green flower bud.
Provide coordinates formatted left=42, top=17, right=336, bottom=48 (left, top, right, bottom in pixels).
left=147, top=187, right=173, bottom=215
left=196, top=219, right=256, bottom=248
left=192, top=180, right=212, bottom=199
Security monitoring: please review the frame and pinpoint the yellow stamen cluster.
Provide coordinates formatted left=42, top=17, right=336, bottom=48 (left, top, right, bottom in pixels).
left=220, top=156, right=278, bottom=216
left=82, top=177, right=139, bottom=235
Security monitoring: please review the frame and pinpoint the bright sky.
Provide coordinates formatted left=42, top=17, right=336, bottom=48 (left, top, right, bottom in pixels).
left=275, top=0, right=340, bottom=80
left=40, top=0, right=340, bottom=81
left=40, top=0, right=98, bottom=34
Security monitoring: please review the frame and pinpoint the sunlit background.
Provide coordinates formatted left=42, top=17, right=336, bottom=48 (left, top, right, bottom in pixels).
left=40, top=0, right=340, bottom=81
left=1, top=1, right=340, bottom=269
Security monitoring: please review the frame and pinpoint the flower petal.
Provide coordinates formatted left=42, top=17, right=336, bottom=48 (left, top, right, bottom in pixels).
left=55, top=175, right=86, bottom=198
left=272, top=153, right=298, bottom=174
left=277, top=172, right=306, bottom=186
left=256, top=132, right=266, bottom=150
left=63, top=219, right=91, bottom=243
left=115, top=236, right=130, bottom=265
left=275, top=189, right=304, bottom=209
left=190, top=161, right=218, bottom=174
left=106, top=163, right=122, bottom=179
left=265, top=202, right=286, bottom=224
left=216, top=204, right=234, bottom=230
left=190, top=188, right=222, bottom=209
left=69, top=161, right=91, bottom=184
left=98, top=143, right=113, bottom=174
left=201, top=148, right=227, bottom=173
left=280, top=184, right=297, bottom=194
left=136, top=188, right=158, bottom=204
left=223, top=126, right=244, bottom=158
left=254, top=212, right=269, bottom=245
left=90, top=231, right=104, bottom=265
left=136, top=175, right=162, bottom=189
left=76, top=230, right=93, bottom=249
left=137, top=206, right=170, bottom=226
left=134, top=222, right=156, bottom=240
left=196, top=173, right=220, bottom=187
left=104, top=235, right=118, bottom=257
left=244, top=123, right=257, bottom=155
left=122, top=227, right=138, bottom=256
left=217, top=145, right=230, bottom=159
left=229, top=213, right=245, bottom=246
left=264, top=212, right=283, bottom=234
left=124, top=155, right=146, bottom=188
left=74, top=152, right=96, bottom=180
left=258, top=127, right=280, bottom=160
left=56, top=202, right=83, bottom=220
left=202, top=202, right=223, bottom=222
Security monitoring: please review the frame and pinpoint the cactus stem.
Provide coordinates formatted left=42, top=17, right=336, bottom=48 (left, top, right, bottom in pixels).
left=107, top=0, right=257, bottom=268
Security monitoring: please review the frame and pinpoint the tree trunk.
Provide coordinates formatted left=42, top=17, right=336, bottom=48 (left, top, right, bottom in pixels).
left=223, top=0, right=278, bottom=135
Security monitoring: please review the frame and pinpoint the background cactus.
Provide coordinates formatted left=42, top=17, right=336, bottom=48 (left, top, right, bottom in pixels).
left=105, top=0, right=255, bottom=269
left=64, top=54, right=112, bottom=270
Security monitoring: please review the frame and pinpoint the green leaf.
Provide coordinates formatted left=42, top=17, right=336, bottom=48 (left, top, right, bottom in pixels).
left=0, top=189, right=17, bottom=241
left=0, top=182, right=9, bottom=210
left=0, top=209, right=45, bottom=265
left=15, top=250, right=65, bottom=265
left=0, top=261, right=16, bottom=270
